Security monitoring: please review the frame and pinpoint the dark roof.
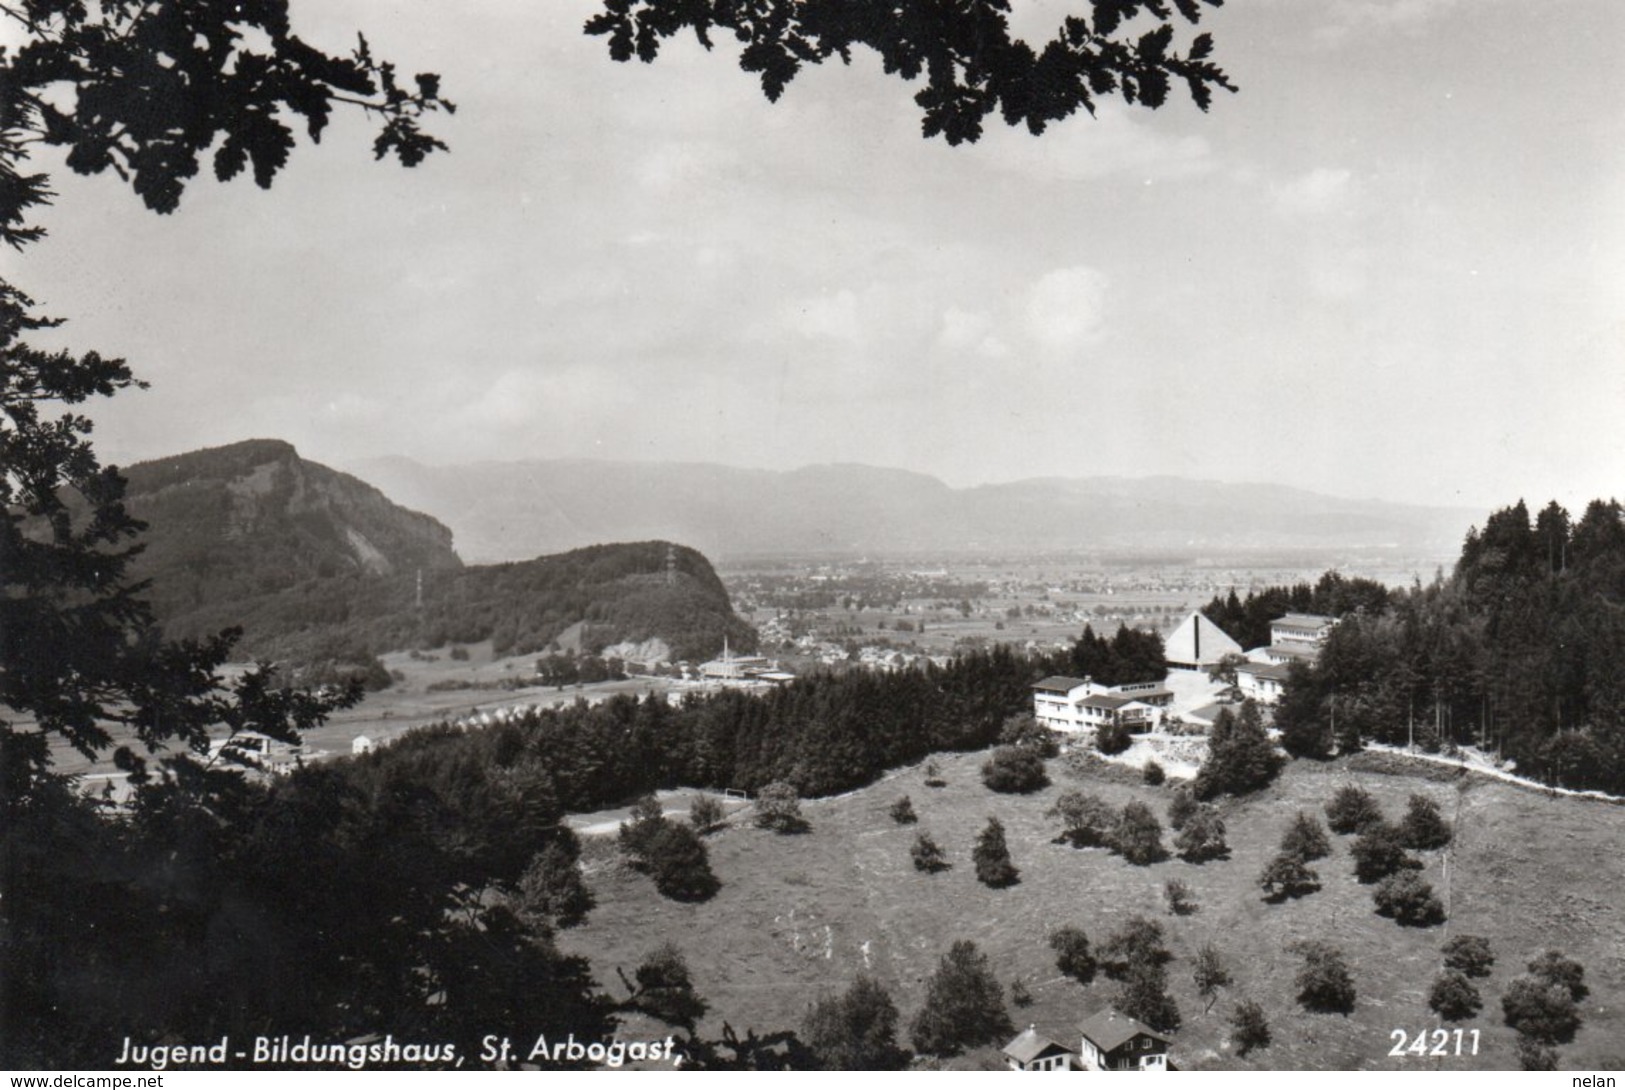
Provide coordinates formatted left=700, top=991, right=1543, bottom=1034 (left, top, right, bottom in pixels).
left=1002, top=1026, right=1075, bottom=1064
left=1079, top=694, right=1132, bottom=711
left=1033, top=675, right=1088, bottom=693
left=1078, top=1009, right=1168, bottom=1053
left=1238, top=661, right=1292, bottom=681
left=1272, top=613, right=1336, bottom=629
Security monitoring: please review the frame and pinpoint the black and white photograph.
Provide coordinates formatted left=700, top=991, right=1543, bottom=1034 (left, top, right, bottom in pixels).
left=3, top=0, right=1623, bottom=1076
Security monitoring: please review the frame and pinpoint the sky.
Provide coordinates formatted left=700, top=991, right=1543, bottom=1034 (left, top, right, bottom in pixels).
left=11, top=0, right=1625, bottom=512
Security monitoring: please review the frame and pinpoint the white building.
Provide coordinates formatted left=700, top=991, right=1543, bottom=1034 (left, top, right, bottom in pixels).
left=1269, top=613, right=1337, bottom=650
left=1032, top=676, right=1170, bottom=737
left=1001, top=1026, right=1075, bottom=1072
left=1163, top=611, right=1243, bottom=671
left=1236, top=660, right=1292, bottom=705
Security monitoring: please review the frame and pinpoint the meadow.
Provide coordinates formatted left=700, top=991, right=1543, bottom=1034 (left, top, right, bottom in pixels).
left=560, top=749, right=1625, bottom=1071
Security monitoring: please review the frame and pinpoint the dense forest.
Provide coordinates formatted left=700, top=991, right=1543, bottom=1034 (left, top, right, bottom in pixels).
left=157, top=540, right=758, bottom=666
left=1254, top=499, right=1625, bottom=793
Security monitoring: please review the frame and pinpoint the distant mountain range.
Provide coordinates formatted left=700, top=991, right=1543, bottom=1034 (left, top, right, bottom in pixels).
left=350, top=455, right=1484, bottom=563
left=118, top=440, right=752, bottom=662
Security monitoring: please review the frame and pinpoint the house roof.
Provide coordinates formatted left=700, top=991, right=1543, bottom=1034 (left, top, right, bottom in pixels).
left=1002, top=1026, right=1074, bottom=1064
left=1183, top=702, right=1227, bottom=725
left=1237, top=661, right=1292, bottom=681
left=1033, top=675, right=1088, bottom=693
left=1163, top=611, right=1244, bottom=665
left=1078, top=694, right=1132, bottom=711
left=1078, top=1009, right=1168, bottom=1053
left=1272, top=613, right=1336, bottom=629
left=1265, top=644, right=1318, bottom=661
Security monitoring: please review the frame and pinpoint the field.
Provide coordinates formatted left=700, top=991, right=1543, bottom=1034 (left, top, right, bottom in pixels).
left=559, top=750, right=1625, bottom=1071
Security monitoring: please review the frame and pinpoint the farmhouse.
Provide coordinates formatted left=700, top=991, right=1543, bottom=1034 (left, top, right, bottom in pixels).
left=1032, top=677, right=1170, bottom=736
left=1001, top=1026, right=1076, bottom=1072
left=1163, top=611, right=1243, bottom=671
left=1075, top=1009, right=1170, bottom=1072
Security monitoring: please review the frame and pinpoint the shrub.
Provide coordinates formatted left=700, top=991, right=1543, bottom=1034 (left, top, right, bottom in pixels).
left=1164, top=878, right=1197, bottom=917
left=1167, top=786, right=1198, bottom=831
left=630, top=943, right=708, bottom=1030
left=1325, top=784, right=1383, bottom=835
left=1258, top=852, right=1320, bottom=902
left=1096, top=720, right=1133, bottom=756
left=1428, top=969, right=1482, bottom=1022
left=1528, top=951, right=1588, bottom=1002
left=754, top=781, right=809, bottom=834
left=1441, top=935, right=1495, bottom=978
left=689, top=794, right=725, bottom=834
left=1398, top=794, right=1452, bottom=850
left=513, top=843, right=595, bottom=929
left=1502, top=976, right=1580, bottom=1044
left=1174, top=805, right=1228, bottom=863
left=1372, top=870, right=1445, bottom=926
left=1049, top=790, right=1116, bottom=848
left=645, top=821, right=721, bottom=902
left=1049, top=926, right=1096, bottom=984
left=1280, top=811, right=1330, bottom=862
left=1117, top=963, right=1181, bottom=1033
left=889, top=796, right=918, bottom=825
left=912, top=832, right=950, bottom=873
left=1142, top=760, right=1166, bottom=786
left=1191, top=944, right=1231, bottom=1012
left=804, top=975, right=908, bottom=1070
left=973, top=817, right=1019, bottom=888
left=1112, top=801, right=1167, bottom=865
left=1350, top=822, right=1419, bottom=884
left=1515, top=1035, right=1558, bottom=1071
left=618, top=793, right=668, bottom=861
left=923, top=760, right=946, bottom=788
left=1292, top=941, right=1355, bottom=1014
left=909, top=941, right=1014, bottom=1056
left=1010, top=979, right=1033, bottom=1008
left=1100, top=917, right=1172, bottom=981
left=1230, top=999, right=1271, bottom=1056
left=980, top=745, right=1049, bottom=794
left=999, top=714, right=1061, bottom=757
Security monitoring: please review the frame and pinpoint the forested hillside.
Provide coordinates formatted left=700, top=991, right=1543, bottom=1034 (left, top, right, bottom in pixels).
left=1235, top=499, right=1625, bottom=793
left=113, top=442, right=755, bottom=664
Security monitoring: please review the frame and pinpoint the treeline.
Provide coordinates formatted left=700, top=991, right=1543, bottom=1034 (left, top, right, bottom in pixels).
left=8, top=734, right=609, bottom=1068
left=1063, top=624, right=1168, bottom=686
left=1201, top=572, right=1394, bottom=650
left=369, top=625, right=1163, bottom=811
left=156, top=541, right=757, bottom=665
left=1275, top=499, right=1625, bottom=792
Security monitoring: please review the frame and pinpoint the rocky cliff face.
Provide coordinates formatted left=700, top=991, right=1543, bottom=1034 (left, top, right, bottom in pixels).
left=119, top=439, right=462, bottom=640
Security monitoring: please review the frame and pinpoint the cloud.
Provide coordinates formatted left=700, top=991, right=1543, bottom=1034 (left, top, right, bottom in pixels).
left=1274, top=167, right=1358, bottom=217
left=972, top=102, right=1217, bottom=183
left=1025, top=266, right=1109, bottom=355
left=1311, top=0, right=1470, bottom=43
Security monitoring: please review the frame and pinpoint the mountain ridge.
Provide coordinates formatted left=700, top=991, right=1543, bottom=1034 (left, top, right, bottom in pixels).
left=349, top=454, right=1484, bottom=563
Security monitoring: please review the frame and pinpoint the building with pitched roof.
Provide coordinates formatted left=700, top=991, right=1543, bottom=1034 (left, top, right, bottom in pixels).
left=1076, top=1009, right=1170, bottom=1071
left=1163, top=611, right=1243, bottom=671
left=1236, top=660, right=1292, bottom=705
left=1001, top=1026, right=1076, bottom=1072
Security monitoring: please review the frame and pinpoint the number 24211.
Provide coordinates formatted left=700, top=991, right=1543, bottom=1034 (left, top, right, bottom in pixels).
left=1390, top=1029, right=1480, bottom=1057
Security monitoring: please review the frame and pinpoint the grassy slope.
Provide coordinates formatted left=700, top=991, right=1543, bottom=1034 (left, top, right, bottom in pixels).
left=561, top=751, right=1625, bottom=1071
